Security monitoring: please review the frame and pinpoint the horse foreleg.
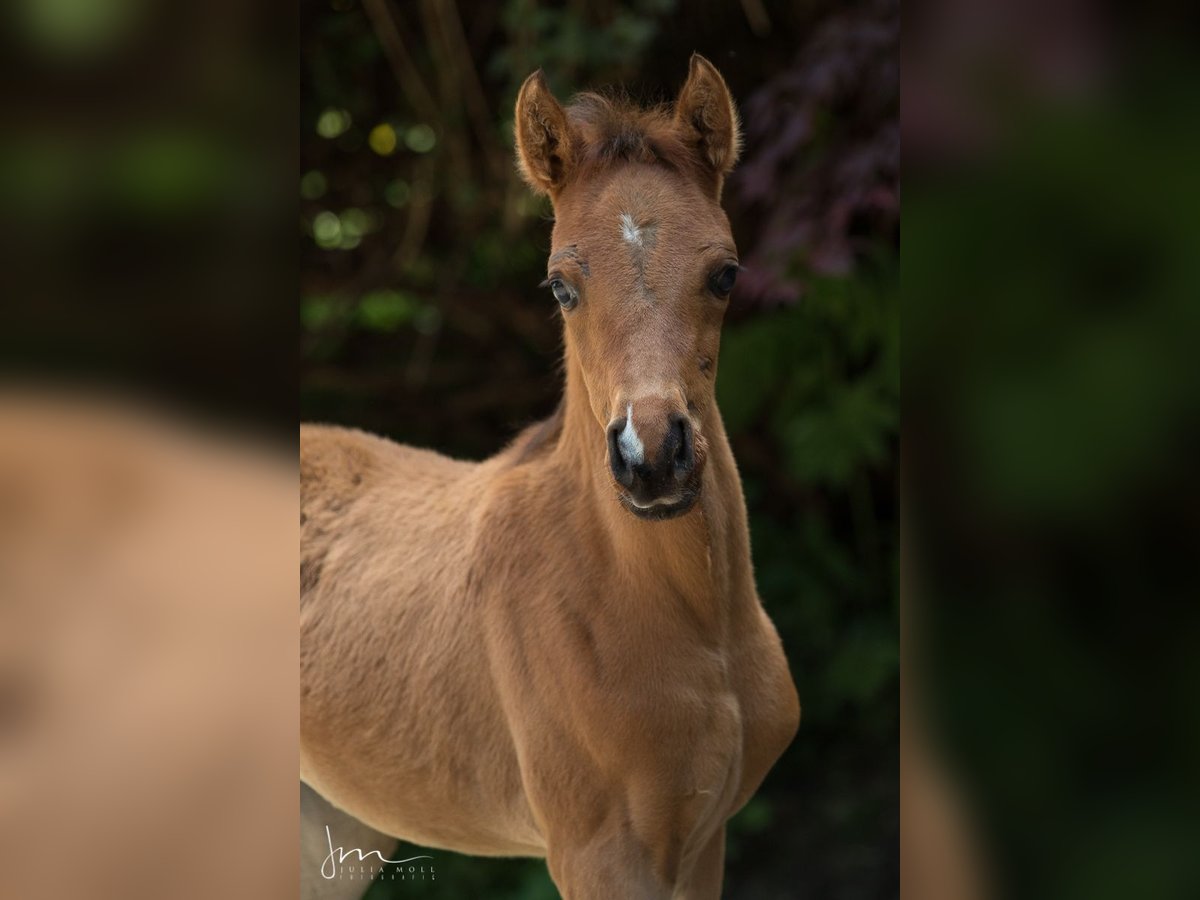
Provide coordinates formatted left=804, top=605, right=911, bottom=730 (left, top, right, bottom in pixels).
left=673, top=825, right=726, bottom=900
left=547, top=831, right=676, bottom=900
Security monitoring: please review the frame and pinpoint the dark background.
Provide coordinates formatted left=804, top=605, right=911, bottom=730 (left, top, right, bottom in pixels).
left=301, top=1, right=898, bottom=897
left=904, top=2, right=1200, bottom=898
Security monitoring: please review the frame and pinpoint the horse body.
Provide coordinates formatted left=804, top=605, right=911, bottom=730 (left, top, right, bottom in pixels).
left=301, top=428, right=537, bottom=854
left=301, top=56, right=800, bottom=899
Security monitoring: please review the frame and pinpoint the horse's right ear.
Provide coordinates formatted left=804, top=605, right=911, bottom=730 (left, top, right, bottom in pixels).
left=514, top=70, right=575, bottom=197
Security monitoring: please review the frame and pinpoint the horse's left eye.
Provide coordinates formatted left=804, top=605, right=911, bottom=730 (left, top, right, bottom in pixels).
left=709, top=265, right=739, bottom=297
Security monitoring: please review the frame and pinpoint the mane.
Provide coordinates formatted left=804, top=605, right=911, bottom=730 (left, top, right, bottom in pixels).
left=566, top=92, right=702, bottom=178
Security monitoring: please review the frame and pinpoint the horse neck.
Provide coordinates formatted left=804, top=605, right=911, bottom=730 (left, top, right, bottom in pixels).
left=549, top=346, right=751, bottom=621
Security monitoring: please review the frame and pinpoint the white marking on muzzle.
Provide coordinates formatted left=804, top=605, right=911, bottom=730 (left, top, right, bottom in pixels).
left=619, top=213, right=642, bottom=248
left=618, top=402, right=644, bottom=466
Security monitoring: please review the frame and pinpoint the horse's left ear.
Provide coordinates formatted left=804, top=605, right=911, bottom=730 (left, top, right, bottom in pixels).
left=673, top=54, right=742, bottom=183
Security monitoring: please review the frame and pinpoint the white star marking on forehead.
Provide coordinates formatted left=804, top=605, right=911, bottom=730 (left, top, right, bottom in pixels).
left=619, top=213, right=642, bottom=248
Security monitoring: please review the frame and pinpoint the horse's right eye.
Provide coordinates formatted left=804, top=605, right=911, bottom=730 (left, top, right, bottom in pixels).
left=548, top=278, right=578, bottom=310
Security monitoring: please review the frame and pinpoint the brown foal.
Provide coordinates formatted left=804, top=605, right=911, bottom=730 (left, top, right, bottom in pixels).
left=300, top=55, right=800, bottom=899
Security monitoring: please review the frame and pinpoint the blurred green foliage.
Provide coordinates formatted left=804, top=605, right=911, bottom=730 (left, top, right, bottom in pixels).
left=302, top=0, right=898, bottom=896
left=907, top=67, right=1200, bottom=898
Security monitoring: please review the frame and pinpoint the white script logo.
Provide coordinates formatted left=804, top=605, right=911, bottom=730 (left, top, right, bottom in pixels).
left=321, top=825, right=434, bottom=880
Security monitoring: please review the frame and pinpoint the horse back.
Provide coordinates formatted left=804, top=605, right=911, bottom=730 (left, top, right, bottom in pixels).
left=300, top=423, right=477, bottom=590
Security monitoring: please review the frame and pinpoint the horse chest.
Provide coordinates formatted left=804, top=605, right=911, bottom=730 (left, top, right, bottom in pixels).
left=518, top=598, right=748, bottom=806
left=565, top=607, right=794, bottom=818
left=479, top=491, right=797, bottom=848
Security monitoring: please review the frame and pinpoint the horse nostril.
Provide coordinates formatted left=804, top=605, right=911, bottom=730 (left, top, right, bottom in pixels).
left=672, top=415, right=695, bottom=478
left=607, top=419, right=634, bottom=487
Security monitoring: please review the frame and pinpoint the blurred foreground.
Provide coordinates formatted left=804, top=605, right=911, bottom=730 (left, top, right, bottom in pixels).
left=1, top=0, right=297, bottom=898
left=0, top=392, right=297, bottom=900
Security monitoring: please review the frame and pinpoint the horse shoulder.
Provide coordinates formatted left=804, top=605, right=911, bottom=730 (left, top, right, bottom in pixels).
left=727, top=595, right=801, bottom=810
